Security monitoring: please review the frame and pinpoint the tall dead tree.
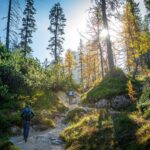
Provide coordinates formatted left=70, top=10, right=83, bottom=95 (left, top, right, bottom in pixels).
left=5, top=0, right=21, bottom=50
left=88, top=5, right=104, bottom=78
left=79, top=39, right=84, bottom=84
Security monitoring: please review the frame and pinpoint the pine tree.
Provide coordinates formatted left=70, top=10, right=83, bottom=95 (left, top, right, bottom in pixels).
left=5, top=0, right=21, bottom=50
left=20, top=0, right=36, bottom=58
left=48, top=3, right=66, bottom=62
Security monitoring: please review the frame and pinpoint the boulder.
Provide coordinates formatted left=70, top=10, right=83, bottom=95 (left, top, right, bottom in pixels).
left=112, top=95, right=131, bottom=109
left=10, top=126, right=21, bottom=135
left=95, top=99, right=110, bottom=108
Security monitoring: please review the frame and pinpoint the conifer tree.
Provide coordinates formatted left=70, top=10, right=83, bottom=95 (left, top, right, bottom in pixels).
left=5, top=0, right=21, bottom=50
left=94, top=0, right=120, bottom=71
left=48, top=3, right=66, bottom=62
left=20, top=0, right=36, bottom=58
left=88, top=4, right=104, bottom=78
left=65, top=49, right=75, bottom=80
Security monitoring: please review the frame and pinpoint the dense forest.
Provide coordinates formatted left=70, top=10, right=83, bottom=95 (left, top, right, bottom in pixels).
left=0, top=0, right=150, bottom=150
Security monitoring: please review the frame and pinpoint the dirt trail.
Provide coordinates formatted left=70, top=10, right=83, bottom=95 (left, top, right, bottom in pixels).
left=10, top=91, right=81, bottom=150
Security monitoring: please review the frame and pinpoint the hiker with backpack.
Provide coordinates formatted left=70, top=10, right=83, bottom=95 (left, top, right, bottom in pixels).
left=21, top=105, right=34, bottom=142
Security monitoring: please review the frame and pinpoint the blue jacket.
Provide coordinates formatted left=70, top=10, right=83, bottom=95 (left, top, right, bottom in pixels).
left=21, top=107, right=34, bottom=120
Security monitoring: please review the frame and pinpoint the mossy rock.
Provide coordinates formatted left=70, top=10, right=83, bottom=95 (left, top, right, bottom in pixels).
left=82, top=68, right=128, bottom=104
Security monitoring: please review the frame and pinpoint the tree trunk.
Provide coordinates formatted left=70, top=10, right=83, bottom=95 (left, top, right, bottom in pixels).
left=6, top=0, right=12, bottom=50
left=54, top=6, right=58, bottom=62
left=101, top=0, right=115, bottom=71
left=79, top=39, right=83, bottom=84
left=133, top=58, right=139, bottom=79
left=97, top=26, right=104, bottom=78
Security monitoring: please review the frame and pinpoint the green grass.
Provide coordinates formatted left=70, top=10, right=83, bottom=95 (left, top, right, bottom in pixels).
left=82, top=69, right=128, bottom=104
left=61, top=109, right=150, bottom=150
left=61, top=110, right=114, bottom=150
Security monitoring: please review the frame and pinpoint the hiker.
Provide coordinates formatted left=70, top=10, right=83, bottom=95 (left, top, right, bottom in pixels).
left=68, top=90, right=74, bottom=104
left=20, top=105, right=34, bottom=142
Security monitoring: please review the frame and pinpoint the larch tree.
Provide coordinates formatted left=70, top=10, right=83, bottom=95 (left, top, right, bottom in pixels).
left=143, top=1, right=150, bottom=69
left=82, top=41, right=100, bottom=88
left=48, top=3, right=66, bottom=62
left=122, top=0, right=150, bottom=78
left=5, top=0, right=21, bottom=50
left=65, top=49, right=75, bottom=80
left=122, top=0, right=141, bottom=77
left=20, top=0, right=36, bottom=58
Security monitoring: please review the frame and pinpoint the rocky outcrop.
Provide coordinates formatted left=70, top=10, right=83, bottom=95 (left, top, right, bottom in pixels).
left=95, top=95, right=131, bottom=109
left=112, top=95, right=131, bottom=109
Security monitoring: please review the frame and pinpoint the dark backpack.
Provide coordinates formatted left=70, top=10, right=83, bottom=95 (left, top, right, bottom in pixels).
left=23, top=111, right=31, bottom=121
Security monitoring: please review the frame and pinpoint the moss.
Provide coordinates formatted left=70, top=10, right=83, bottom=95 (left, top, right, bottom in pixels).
left=82, top=69, right=128, bottom=104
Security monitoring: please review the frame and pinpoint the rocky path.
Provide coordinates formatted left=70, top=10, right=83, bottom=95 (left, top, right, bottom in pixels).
left=10, top=116, right=66, bottom=150
left=10, top=91, right=81, bottom=150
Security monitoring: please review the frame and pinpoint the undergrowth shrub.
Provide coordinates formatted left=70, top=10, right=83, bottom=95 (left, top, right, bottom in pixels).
left=137, top=80, right=150, bottom=119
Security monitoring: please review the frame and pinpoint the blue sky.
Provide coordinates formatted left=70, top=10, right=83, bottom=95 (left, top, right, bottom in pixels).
left=0, top=0, right=146, bottom=62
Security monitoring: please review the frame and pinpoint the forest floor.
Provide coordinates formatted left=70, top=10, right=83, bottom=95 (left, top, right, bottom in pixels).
left=10, top=91, right=81, bottom=150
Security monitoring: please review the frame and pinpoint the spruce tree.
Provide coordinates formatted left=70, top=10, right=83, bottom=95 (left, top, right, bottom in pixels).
left=48, top=3, right=66, bottom=62
left=20, top=0, right=36, bottom=58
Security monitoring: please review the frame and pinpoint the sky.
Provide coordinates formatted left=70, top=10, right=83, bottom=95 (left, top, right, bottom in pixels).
left=0, top=0, right=146, bottom=62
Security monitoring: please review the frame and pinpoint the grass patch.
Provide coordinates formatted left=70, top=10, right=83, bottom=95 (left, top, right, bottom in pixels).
left=61, top=110, right=114, bottom=150
left=61, top=109, right=150, bottom=150
left=30, top=90, right=68, bottom=129
left=64, top=107, right=88, bottom=124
